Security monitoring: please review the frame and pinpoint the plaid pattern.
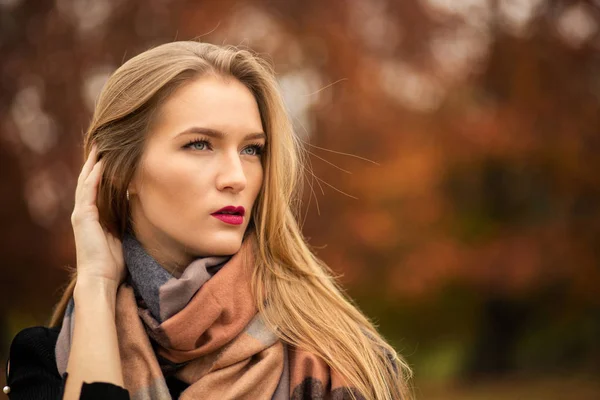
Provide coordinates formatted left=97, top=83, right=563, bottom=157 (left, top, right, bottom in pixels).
left=55, top=231, right=365, bottom=399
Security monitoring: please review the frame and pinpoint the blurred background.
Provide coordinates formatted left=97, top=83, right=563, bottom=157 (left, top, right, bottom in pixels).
left=1, top=0, right=600, bottom=398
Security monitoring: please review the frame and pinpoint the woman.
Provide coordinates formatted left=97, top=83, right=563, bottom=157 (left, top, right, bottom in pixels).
left=5, top=41, right=412, bottom=400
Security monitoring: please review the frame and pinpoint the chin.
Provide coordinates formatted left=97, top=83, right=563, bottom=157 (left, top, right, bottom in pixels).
left=195, top=232, right=243, bottom=256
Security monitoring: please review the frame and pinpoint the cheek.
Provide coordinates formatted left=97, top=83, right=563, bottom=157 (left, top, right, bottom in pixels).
left=145, top=162, right=182, bottom=193
left=250, top=166, right=264, bottom=196
left=139, top=158, right=205, bottom=209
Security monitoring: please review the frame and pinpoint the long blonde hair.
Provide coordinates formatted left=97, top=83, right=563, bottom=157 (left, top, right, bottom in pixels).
left=49, top=41, right=413, bottom=399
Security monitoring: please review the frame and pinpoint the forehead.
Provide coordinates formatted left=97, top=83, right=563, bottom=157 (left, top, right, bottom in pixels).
left=150, top=74, right=264, bottom=139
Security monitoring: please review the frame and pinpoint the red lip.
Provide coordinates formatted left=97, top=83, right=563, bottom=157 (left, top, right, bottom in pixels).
left=212, top=213, right=243, bottom=225
left=211, top=205, right=245, bottom=216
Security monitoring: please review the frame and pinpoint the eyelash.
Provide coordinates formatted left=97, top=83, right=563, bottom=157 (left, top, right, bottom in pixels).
left=184, top=138, right=265, bottom=157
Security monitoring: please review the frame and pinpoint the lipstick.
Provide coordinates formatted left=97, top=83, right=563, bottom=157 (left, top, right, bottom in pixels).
left=211, top=206, right=245, bottom=225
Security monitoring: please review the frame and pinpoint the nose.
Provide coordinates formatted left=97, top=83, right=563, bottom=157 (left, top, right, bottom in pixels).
left=216, top=150, right=247, bottom=193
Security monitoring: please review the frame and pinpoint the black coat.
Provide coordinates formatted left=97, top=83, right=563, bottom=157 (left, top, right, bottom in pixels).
left=5, top=326, right=189, bottom=399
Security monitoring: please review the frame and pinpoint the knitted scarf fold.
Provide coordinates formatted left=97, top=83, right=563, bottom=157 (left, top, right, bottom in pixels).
left=55, top=230, right=365, bottom=399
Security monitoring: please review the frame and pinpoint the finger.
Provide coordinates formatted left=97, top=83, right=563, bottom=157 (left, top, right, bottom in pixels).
left=74, top=145, right=98, bottom=202
left=76, top=145, right=99, bottom=189
left=78, top=159, right=104, bottom=207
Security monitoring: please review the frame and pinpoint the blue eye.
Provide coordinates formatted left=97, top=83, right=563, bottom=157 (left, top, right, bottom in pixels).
left=243, top=144, right=264, bottom=156
left=184, top=139, right=211, bottom=151
left=184, top=138, right=264, bottom=157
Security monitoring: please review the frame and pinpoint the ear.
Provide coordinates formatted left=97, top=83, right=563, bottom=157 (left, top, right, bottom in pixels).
left=107, top=174, right=135, bottom=196
left=127, top=179, right=138, bottom=196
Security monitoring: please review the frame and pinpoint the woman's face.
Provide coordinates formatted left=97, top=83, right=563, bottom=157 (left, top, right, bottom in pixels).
left=128, top=74, right=265, bottom=273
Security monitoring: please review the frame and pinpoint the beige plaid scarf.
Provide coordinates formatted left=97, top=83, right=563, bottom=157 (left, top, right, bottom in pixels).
left=55, top=230, right=364, bottom=399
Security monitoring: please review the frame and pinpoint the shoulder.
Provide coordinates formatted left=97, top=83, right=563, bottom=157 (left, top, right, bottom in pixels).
left=10, top=325, right=60, bottom=346
left=6, top=326, right=62, bottom=394
left=8, top=325, right=61, bottom=369
left=6, top=326, right=133, bottom=400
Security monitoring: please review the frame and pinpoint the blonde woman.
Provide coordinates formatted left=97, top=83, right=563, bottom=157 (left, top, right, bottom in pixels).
left=5, top=42, right=412, bottom=400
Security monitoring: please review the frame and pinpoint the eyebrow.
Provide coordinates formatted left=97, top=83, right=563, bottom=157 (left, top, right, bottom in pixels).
left=175, top=127, right=266, bottom=141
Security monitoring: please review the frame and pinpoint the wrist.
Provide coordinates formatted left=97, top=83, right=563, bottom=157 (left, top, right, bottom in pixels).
left=74, top=275, right=119, bottom=302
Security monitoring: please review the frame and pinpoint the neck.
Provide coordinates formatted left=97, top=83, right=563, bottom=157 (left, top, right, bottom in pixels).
left=128, top=228, right=194, bottom=278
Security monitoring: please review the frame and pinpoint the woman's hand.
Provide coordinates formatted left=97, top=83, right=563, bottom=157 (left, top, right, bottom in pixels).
left=71, top=144, right=125, bottom=287
left=62, top=145, right=127, bottom=400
